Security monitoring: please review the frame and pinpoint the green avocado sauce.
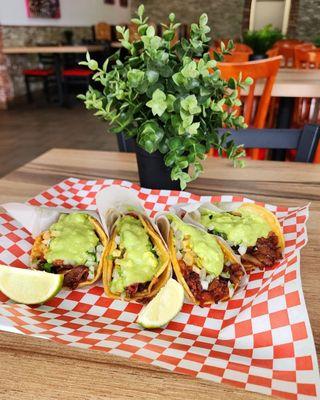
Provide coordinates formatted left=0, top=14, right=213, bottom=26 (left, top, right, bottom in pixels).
left=46, top=213, right=99, bottom=265
left=168, top=214, right=224, bottom=277
left=200, top=208, right=271, bottom=247
left=110, top=215, right=159, bottom=294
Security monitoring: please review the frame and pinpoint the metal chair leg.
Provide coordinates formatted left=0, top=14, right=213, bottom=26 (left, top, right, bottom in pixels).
left=43, top=77, right=50, bottom=103
left=24, top=76, right=33, bottom=103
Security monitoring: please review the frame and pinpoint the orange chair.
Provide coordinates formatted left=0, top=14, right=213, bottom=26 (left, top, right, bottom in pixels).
left=94, top=22, right=112, bottom=41
left=210, top=43, right=253, bottom=63
left=294, top=47, right=320, bottom=69
left=216, top=56, right=282, bottom=160
left=272, top=39, right=304, bottom=68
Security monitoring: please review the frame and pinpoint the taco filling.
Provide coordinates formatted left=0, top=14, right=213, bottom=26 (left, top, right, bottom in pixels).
left=109, top=215, right=162, bottom=298
left=199, top=206, right=283, bottom=271
left=168, top=215, right=244, bottom=306
left=31, top=213, right=104, bottom=289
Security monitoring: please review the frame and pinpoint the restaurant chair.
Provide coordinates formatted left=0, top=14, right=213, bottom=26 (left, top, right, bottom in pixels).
left=23, top=54, right=55, bottom=102
left=210, top=43, right=253, bottom=63
left=116, top=125, right=320, bottom=163
left=61, top=68, right=93, bottom=106
left=94, top=22, right=112, bottom=42
left=217, top=124, right=320, bottom=163
left=217, top=56, right=282, bottom=159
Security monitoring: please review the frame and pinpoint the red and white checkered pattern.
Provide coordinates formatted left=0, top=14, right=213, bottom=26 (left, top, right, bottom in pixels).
left=0, top=178, right=319, bottom=400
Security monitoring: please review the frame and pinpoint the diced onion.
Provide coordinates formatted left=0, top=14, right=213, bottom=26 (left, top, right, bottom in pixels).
left=238, top=244, right=247, bottom=255
left=192, top=266, right=201, bottom=275
left=176, top=251, right=182, bottom=260
left=201, top=280, right=209, bottom=290
left=115, top=235, right=120, bottom=245
left=200, top=267, right=207, bottom=281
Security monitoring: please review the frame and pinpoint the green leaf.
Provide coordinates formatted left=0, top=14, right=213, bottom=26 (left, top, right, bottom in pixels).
left=137, top=4, right=144, bottom=17
left=181, top=61, right=199, bottom=79
left=187, top=122, right=200, bottom=135
left=180, top=95, right=201, bottom=115
left=199, top=13, right=208, bottom=26
left=127, top=69, right=145, bottom=88
left=166, top=94, right=176, bottom=112
left=146, top=89, right=167, bottom=116
left=146, top=70, right=159, bottom=84
left=169, top=13, right=175, bottom=22
left=146, top=25, right=155, bottom=37
left=88, top=59, right=98, bottom=70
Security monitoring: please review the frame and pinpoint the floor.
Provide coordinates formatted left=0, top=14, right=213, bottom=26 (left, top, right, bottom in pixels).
left=0, top=97, right=118, bottom=177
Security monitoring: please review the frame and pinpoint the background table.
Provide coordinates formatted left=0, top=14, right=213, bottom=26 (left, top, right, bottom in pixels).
left=0, top=149, right=319, bottom=400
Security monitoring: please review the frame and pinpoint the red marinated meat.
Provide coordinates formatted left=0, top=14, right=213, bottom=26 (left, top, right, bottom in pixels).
left=125, top=281, right=150, bottom=297
left=62, top=265, right=89, bottom=289
left=243, top=231, right=282, bottom=270
left=179, top=260, right=244, bottom=306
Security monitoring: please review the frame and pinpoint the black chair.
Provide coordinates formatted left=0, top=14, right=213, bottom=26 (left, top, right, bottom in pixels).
left=217, top=124, right=320, bottom=162
left=23, top=53, right=56, bottom=103
left=117, top=125, right=320, bottom=163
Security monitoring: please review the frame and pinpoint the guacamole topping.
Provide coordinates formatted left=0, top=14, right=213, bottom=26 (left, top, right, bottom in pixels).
left=200, top=208, right=271, bottom=247
left=110, top=215, right=158, bottom=293
left=169, top=214, right=224, bottom=276
left=46, top=213, right=99, bottom=265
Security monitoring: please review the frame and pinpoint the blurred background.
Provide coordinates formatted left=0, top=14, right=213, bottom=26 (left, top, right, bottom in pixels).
left=1, top=0, right=320, bottom=176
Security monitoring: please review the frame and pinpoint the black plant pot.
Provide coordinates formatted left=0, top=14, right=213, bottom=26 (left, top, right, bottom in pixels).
left=135, top=145, right=181, bottom=190
left=249, top=53, right=267, bottom=61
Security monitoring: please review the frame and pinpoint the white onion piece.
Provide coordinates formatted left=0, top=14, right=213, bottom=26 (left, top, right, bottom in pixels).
left=192, top=266, right=201, bottom=275
left=201, top=280, right=209, bottom=290
left=238, top=244, right=247, bottom=255
left=115, top=235, right=120, bottom=245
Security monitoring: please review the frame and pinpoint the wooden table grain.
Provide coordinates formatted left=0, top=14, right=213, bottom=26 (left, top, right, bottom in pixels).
left=0, top=149, right=319, bottom=400
left=3, top=45, right=107, bottom=54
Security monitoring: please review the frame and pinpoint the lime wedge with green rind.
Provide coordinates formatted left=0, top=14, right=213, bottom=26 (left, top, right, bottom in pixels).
left=137, top=278, right=184, bottom=329
left=0, top=265, right=63, bottom=305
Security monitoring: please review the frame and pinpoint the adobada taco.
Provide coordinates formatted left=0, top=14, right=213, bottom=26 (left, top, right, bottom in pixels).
left=104, top=212, right=171, bottom=301
left=31, top=213, right=108, bottom=289
left=196, top=203, right=285, bottom=271
left=167, top=214, right=245, bottom=307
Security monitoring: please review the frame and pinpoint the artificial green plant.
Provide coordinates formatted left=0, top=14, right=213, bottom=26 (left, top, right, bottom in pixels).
left=79, top=5, right=251, bottom=189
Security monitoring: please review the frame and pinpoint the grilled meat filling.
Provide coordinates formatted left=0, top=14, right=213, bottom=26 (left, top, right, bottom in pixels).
left=241, top=232, right=282, bottom=271
left=179, top=260, right=244, bottom=307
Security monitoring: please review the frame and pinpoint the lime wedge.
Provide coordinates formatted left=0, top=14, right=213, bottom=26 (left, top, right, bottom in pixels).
left=137, top=278, right=184, bottom=329
left=0, top=265, right=63, bottom=305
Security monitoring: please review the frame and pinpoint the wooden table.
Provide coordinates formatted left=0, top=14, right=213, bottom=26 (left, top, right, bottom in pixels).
left=245, top=68, right=320, bottom=98
left=0, top=149, right=319, bottom=400
left=3, top=44, right=117, bottom=54
left=3, top=45, right=110, bottom=106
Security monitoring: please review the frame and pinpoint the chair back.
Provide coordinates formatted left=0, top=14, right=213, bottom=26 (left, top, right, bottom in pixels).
left=94, top=22, right=111, bottom=41
left=210, top=43, right=253, bottom=63
left=294, top=47, right=320, bottom=69
left=38, top=53, right=55, bottom=67
left=217, top=124, right=320, bottom=163
left=217, top=56, right=281, bottom=127
left=266, top=47, right=278, bottom=58
left=217, top=56, right=281, bottom=159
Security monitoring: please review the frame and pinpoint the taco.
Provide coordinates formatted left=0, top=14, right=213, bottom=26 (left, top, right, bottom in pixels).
left=196, top=203, right=285, bottom=271
left=167, top=214, right=246, bottom=307
left=31, top=213, right=108, bottom=289
left=104, top=212, right=171, bottom=301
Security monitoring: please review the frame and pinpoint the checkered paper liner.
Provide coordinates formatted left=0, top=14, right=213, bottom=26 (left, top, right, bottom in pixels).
left=0, top=178, right=319, bottom=400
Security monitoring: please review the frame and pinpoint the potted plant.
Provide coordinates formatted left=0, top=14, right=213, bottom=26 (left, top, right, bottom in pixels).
left=79, top=5, right=250, bottom=190
left=243, top=24, right=283, bottom=60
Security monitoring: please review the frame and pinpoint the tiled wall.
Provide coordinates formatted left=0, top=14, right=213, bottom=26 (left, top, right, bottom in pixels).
left=3, top=25, right=93, bottom=98
left=131, top=0, right=246, bottom=40
left=0, top=27, right=13, bottom=109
